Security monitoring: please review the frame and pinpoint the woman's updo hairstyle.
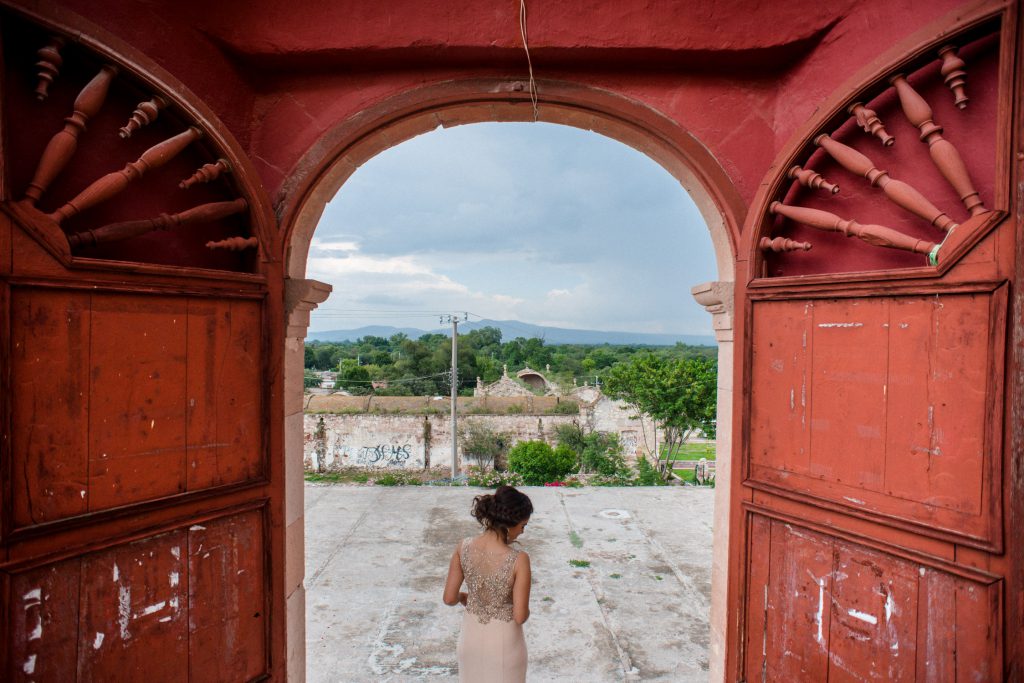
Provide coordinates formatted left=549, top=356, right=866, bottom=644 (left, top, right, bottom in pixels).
left=471, top=485, right=533, bottom=542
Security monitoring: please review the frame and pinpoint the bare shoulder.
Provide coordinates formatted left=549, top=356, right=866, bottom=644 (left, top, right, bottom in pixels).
left=514, top=549, right=531, bottom=567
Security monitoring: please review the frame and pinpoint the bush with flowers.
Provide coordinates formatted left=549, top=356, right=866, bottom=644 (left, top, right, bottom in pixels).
left=466, top=466, right=525, bottom=488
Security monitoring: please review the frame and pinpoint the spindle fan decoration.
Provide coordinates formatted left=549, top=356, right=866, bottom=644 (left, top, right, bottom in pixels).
left=758, top=24, right=1003, bottom=279
left=1, top=16, right=258, bottom=272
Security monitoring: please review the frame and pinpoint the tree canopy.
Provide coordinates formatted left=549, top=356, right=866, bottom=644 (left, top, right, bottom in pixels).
left=602, top=353, right=717, bottom=472
left=305, top=326, right=715, bottom=396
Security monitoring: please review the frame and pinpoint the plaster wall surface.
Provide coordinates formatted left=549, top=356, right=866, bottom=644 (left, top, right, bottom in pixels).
left=50, top=0, right=970, bottom=207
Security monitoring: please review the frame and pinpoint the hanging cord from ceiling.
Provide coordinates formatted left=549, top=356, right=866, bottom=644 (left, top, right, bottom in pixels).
left=519, top=0, right=539, bottom=121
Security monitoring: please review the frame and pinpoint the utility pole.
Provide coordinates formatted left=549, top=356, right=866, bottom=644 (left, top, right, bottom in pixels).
left=442, top=313, right=468, bottom=479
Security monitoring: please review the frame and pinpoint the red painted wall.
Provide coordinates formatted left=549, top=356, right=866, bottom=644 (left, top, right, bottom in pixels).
left=53, top=0, right=972, bottom=212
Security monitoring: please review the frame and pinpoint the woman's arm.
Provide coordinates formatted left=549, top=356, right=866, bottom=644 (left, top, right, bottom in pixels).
left=512, top=551, right=531, bottom=625
left=442, top=544, right=465, bottom=606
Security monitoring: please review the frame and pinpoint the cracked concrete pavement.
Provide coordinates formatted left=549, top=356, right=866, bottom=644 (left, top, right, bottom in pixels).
left=305, top=485, right=713, bottom=682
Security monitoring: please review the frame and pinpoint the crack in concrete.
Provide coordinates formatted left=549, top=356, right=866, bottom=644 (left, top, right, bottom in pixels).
left=306, top=488, right=383, bottom=588
left=557, top=491, right=639, bottom=681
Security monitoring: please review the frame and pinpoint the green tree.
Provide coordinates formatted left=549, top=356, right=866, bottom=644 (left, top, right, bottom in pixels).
left=336, top=358, right=371, bottom=394
left=459, top=421, right=511, bottom=470
left=603, top=354, right=717, bottom=475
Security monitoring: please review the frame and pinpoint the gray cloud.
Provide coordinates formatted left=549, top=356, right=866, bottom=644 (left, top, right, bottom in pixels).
left=310, top=122, right=718, bottom=335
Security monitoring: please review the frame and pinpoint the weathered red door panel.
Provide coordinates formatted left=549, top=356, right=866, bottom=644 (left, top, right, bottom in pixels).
left=10, top=290, right=267, bottom=532
left=76, top=530, right=189, bottom=681
left=10, top=288, right=91, bottom=527
left=744, top=510, right=1002, bottom=682
left=187, top=509, right=267, bottom=681
left=749, top=299, right=812, bottom=474
left=185, top=298, right=264, bottom=491
left=3, top=506, right=266, bottom=682
left=88, top=295, right=189, bottom=511
left=748, top=287, right=1005, bottom=548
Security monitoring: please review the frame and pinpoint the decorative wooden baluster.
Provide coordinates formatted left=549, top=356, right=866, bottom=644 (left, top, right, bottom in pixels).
left=119, top=96, right=168, bottom=138
left=34, top=36, right=65, bottom=100
left=49, top=127, right=203, bottom=225
left=889, top=74, right=985, bottom=216
left=788, top=164, right=838, bottom=194
left=24, top=65, right=118, bottom=204
left=814, top=134, right=957, bottom=231
left=847, top=102, right=894, bottom=146
left=180, top=158, right=231, bottom=189
left=770, top=201, right=936, bottom=255
left=938, top=45, right=968, bottom=109
left=67, top=197, right=247, bottom=249
left=759, top=236, right=812, bottom=252
left=206, top=236, right=258, bottom=250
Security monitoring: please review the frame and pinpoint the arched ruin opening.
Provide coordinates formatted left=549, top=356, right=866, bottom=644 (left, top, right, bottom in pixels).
left=280, top=79, right=742, bottom=680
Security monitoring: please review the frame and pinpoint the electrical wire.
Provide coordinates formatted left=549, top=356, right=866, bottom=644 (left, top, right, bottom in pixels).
left=519, top=0, right=539, bottom=121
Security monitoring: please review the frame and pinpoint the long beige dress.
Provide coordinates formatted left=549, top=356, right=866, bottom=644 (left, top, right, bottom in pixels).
left=457, top=536, right=527, bottom=682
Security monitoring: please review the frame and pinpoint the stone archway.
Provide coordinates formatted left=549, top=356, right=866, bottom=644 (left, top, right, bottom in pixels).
left=278, top=78, right=742, bottom=682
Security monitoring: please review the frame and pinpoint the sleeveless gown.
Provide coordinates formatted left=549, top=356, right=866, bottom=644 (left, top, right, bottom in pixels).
left=457, top=537, right=527, bottom=682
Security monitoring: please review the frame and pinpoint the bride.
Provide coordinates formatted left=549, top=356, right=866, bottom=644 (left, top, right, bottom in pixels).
left=443, top=485, right=534, bottom=682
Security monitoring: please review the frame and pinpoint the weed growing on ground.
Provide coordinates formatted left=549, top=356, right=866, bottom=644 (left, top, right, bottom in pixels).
left=569, top=531, right=583, bottom=548
left=373, top=472, right=422, bottom=486
left=609, top=573, right=622, bottom=579
left=569, top=559, right=591, bottom=568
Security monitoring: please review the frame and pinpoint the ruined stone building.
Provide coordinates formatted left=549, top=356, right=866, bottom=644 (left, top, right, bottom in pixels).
left=0, top=1, right=1021, bottom=680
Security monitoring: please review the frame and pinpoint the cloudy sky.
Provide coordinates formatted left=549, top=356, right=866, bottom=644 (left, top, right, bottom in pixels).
left=307, top=122, right=718, bottom=335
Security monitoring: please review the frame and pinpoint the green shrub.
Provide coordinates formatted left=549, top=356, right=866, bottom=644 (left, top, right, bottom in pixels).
left=508, top=440, right=576, bottom=485
left=554, top=424, right=627, bottom=476
left=546, top=401, right=579, bottom=415
left=635, top=455, right=666, bottom=486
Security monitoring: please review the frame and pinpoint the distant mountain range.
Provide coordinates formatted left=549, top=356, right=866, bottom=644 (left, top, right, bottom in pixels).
left=307, top=319, right=716, bottom=346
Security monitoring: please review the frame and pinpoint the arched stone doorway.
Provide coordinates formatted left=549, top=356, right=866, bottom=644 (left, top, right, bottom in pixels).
left=279, top=79, right=742, bottom=682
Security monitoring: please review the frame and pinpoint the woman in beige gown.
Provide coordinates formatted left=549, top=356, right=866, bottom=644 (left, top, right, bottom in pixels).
left=443, top=486, right=533, bottom=682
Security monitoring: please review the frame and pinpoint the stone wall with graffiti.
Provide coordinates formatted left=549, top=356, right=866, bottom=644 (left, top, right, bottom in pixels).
left=303, top=413, right=584, bottom=471
left=302, top=394, right=681, bottom=471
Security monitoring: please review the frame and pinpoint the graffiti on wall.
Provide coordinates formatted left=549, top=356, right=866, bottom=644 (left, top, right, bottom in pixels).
left=355, top=444, right=413, bottom=467
left=621, top=430, right=639, bottom=457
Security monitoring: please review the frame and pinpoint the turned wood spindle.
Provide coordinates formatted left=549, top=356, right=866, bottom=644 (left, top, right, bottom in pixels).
left=759, top=236, right=812, bottom=253
left=814, top=134, right=957, bottom=231
left=34, top=36, right=65, bottom=100
left=847, top=102, right=894, bottom=146
left=889, top=74, right=985, bottom=216
left=119, top=95, right=168, bottom=138
left=67, top=197, right=248, bottom=249
left=788, top=164, right=838, bottom=194
left=938, top=45, right=969, bottom=109
left=24, top=65, right=118, bottom=204
left=48, top=126, right=203, bottom=225
left=180, top=158, right=231, bottom=189
left=206, top=236, right=258, bottom=251
left=770, top=201, right=936, bottom=256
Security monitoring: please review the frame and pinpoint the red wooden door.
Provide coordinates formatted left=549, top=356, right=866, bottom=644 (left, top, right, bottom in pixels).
left=0, top=8, right=284, bottom=681
left=734, top=5, right=1020, bottom=680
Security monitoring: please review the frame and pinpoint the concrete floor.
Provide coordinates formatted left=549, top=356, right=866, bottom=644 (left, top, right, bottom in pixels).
left=304, top=485, right=714, bottom=682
